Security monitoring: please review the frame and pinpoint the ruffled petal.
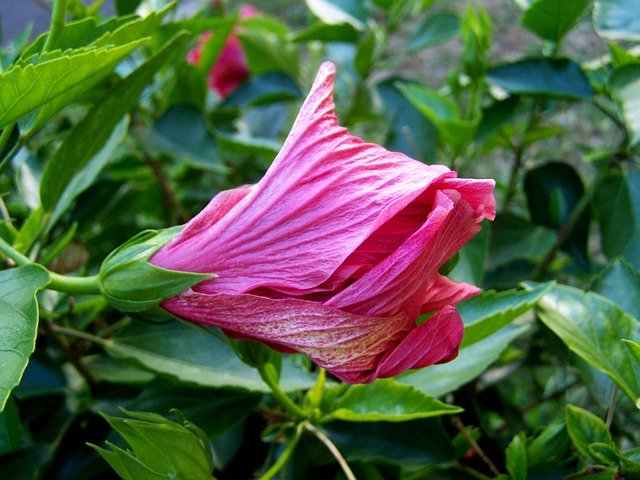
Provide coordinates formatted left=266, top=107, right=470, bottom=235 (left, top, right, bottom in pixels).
left=367, top=305, right=464, bottom=382
left=326, top=190, right=480, bottom=317
left=152, top=62, right=454, bottom=295
left=160, top=291, right=416, bottom=383
left=420, top=274, right=480, bottom=313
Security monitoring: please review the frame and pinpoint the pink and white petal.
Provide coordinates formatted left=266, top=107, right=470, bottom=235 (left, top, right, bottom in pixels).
left=152, top=61, right=455, bottom=295
left=364, top=305, right=464, bottom=382
left=160, top=291, right=415, bottom=383
left=420, top=275, right=480, bottom=313
left=326, top=190, right=479, bottom=318
left=151, top=185, right=252, bottom=267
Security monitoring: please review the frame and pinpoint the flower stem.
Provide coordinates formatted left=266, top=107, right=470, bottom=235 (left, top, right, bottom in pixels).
left=257, top=363, right=308, bottom=420
left=258, top=423, right=304, bottom=480
left=304, top=423, right=356, bottom=480
left=0, top=236, right=101, bottom=295
left=42, top=0, right=68, bottom=52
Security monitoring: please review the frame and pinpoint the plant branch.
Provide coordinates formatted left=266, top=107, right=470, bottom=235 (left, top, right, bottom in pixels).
left=143, top=152, right=189, bottom=225
left=42, top=0, right=69, bottom=52
left=258, top=422, right=304, bottom=480
left=257, top=363, right=308, bottom=420
left=0, top=236, right=101, bottom=294
left=304, top=423, right=356, bottom=480
left=452, top=416, right=501, bottom=477
left=605, top=385, right=618, bottom=429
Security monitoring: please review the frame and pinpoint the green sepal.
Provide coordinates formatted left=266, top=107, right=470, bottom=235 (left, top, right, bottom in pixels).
left=99, top=227, right=214, bottom=312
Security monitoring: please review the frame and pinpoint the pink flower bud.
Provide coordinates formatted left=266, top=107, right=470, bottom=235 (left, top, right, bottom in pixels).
left=151, top=62, right=496, bottom=383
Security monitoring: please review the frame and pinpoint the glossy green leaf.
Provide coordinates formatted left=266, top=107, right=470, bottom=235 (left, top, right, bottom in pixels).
left=223, top=72, right=301, bottom=107
left=590, top=258, right=640, bottom=319
left=376, top=79, right=438, bottom=162
left=608, top=64, right=640, bottom=146
left=594, top=0, right=640, bottom=40
left=524, top=161, right=590, bottom=264
left=399, top=324, right=530, bottom=396
left=305, top=0, right=370, bottom=29
left=593, top=170, right=640, bottom=269
left=0, top=40, right=146, bottom=130
left=488, top=214, right=557, bottom=268
left=527, top=421, right=569, bottom=470
left=40, top=34, right=190, bottom=217
left=536, top=284, right=640, bottom=403
left=407, top=12, right=460, bottom=52
left=449, top=223, right=490, bottom=286
left=324, top=418, right=456, bottom=466
left=458, top=282, right=552, bottom=347
left=328, top=379, right=461, bottom=422
left=116, top=0, right=143, bottom=15
left=0, top=264, right=50, bottom=411
left=625, top=339, right=640, bottom=365
left=238, top=29, right=299, bottom=78
left=396, top=82, right=478, bottom=153
left=506, top=433, right=528, bottom=480
left=522, top=0, right=590, bottom=42
left=290, top=22, right=360, bottom=43
left=487, top=58, right=593, bottom=99
left=0, top=397, right=22, bottom=455
left=103, top=320, right=317, bottom=393
left=93, top=409, right=214, bottom=480
left=566, top=405, right=614, bottom=461
left=139, top=106, right=225, bottom=172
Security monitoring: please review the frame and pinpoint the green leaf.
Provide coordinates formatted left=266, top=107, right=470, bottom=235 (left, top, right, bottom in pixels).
left=116, top=0, right=143, bottom=15
left=223, top=72, right=301, bottom=107
left=522, top=0, right=590, bottom=43
left=93, top=409, right=214, bottom=480
left=103, top=320, right=317, bottom=393
left=12, top=207, right=44, bottom=255
left=396, top=82, right=478, bottom=154
left=448, top=222, right=490, bottom=286
left=488, top=214, right=557, bottom=268
left=624, top=339, right=640, bottom=365
left=0, top=264, right=50, bottom=411
left=290, top=22, right=360, bottom=43
left=486, top=58, right=594, bottom=99
left=594, top=0, right=640, bottom=40
left=407, top=12, right=460, bottom=52
left=40, top=33, right=190, bottom=219
left=593, top=170, right=640, bottom=269
left=458, top=282, right=552, bottom=347
left=524, top=161, right=590, bottom=265
left=0, top=397, right=22, bottom=455
left=399, top=324, right=530, bottom=396
left=566, top=405, right=614, bottom=462
left=527, top=421, right=569, bottom=470
left=590, top=258, right=640, bottom=319
left=238, top=28, right=299, bottom=78
left=608, top=64, right=640, bottom=147
left=304, top=0, right=370, bottom=29
left=138, top=106, right=226, bottom=172
left=324, top=418, right=456, bottom=466
left=506, top=433, right=528, bottom=480
left=0, top=40, right=146, bottom=130
left=536, top=284, right=640, bottom=404
left=328, top=379, right=462, bottom=422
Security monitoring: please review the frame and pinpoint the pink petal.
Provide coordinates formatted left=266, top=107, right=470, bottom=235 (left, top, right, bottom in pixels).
left=326, top=190, right=481, bottom=318
left=420, top=274, right=480, bottom=313
left=368, top=305, right=464, bottom=382
left=160, top=291, right=415, bottom=383
left=151, top=62, right=456, bottom=296
left=209, top=34, right=250, bottom=97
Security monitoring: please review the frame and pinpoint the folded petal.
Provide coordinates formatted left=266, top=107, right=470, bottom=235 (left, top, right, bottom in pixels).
left=367, top=305, right=464, bottom=382
left=152, top=62, right=455, bottom=295
left=420, top=274, right=480, bottom=313
left=160, top=291, right=417, bottom=383
left=326, top=190, right=480, bottom=318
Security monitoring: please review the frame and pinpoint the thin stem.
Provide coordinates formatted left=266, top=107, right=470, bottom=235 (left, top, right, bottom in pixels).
left=47, top=323, right=107, bottom=345
left=48, top=272, right=101, bottom=295
left=0, top=125, right=14, bottom=157
left=0, top=235, right=31, bottom=266
left=304, top=423, right=356, bottom=480
left=42, top=0, right=68, bottom=52
left=257, top=363, right=307, bottom=420
left=143, top=152, right=189, bottom=225
left=258, top=423, right=304, bottom=480
left=605, top=385, right=618, bottom=429
left=0, top=195, right=12, bottom=227
left=0, top=236, right=101, bottom=294
left=452, top=416, right=501, bottom=477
